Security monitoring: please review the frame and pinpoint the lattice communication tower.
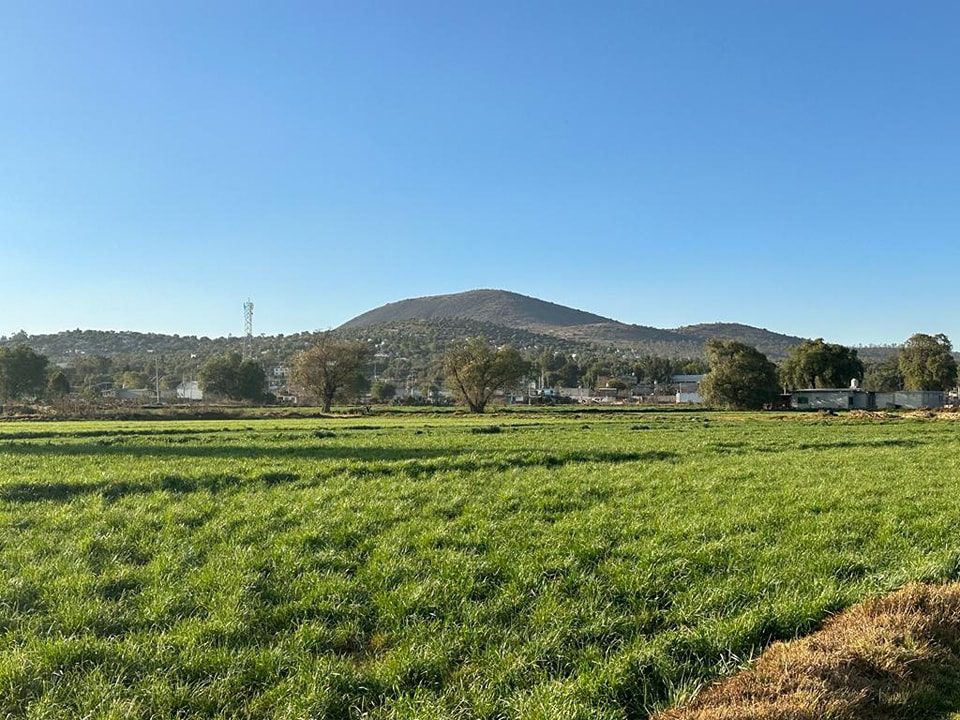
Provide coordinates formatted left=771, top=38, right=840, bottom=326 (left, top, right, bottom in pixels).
left=243, top=299, right=254, bottom=358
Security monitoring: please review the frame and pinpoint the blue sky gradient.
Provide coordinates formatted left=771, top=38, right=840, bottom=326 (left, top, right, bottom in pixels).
left=2, top=2, right=958, bottom=345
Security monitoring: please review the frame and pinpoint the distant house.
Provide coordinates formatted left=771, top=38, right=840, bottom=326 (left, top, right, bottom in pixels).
left=792, top=388, right=945, bottom=410
left=557, top=387, right=591, bottom=401
left=595, top=386, right=626, bottom=400
left=176, top=381, right=203, bottom=401
left=791, top=389, right=871, bottom=410
left=873, top=391, right=945, bottom=410
left=671, top=374, right=706, bottom=384
left=671, top=374, right=706, bottom=404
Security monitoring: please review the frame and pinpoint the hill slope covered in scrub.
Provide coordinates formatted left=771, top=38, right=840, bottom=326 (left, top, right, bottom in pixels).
left=340, top=289, right=804, bottom=358
left=4, top=289, right=904, bottom=365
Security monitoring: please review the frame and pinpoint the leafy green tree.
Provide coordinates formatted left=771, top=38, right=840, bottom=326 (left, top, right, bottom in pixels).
left=443, top=337, right=530, bottom=413
left=371, top=381, right=397, bottom=403
left=634, top=355, right=674, bottom=384
left=556, top=357, right=582, bottom=388
left=199, top=353, right=242, bottom=399
left=199, top=353, right=267, bottom=401
left=71, top=355, right=113, bottom=385
left=0, top=345, right=49, bottom=402
left=779, top=338, right=864, bottom=390
left=237, top=359, right=268, bottom=401
left=46, top=371, right=71, bottom=398
left=342, top=372, right=371, bottom=404
left=674, top=358, right=709, bottom=375
left=700, top=339, right=779, bottom=409
left=582, top=360, right=607, bottom=390
left=898, top=333, right=958, bottom=391
left=582, top=358, right=632, bottom=390
left=863, top=355, right=903, bottom=392
left=117, top=370, right=149, bottom=389
left=292, top=335, right=370, bottom=412
left=534, top=351, right=581, bottom=388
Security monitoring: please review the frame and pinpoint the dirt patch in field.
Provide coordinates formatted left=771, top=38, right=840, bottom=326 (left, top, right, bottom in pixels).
left=656, top=583, right=960, bottom=720
left=847, top=410, right=898, bottom=421
left=905, top=410, right=939, bottom=420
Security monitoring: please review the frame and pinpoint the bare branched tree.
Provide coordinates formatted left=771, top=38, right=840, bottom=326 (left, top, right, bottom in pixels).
left=292, top=334, right=369, bottom=412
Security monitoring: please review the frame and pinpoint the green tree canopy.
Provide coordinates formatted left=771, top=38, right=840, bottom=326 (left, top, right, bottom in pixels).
left=292, top=334, right=370, bottom=413
left=778, top=338, right=864, bottom=390
left=443, top=337, right=530, bottom=413
left=536, top=351, right=581, bottom=388
left=237, top=359, right=268, bottom=402
left=371, top=381, right=397, bottom=403
left=0, top=345, right=49, bottom=402
left=898, top=333, right=958, bottom=391
left=117, top=370, right=149, bottom=389
left=46, top=371, right=71, bottom=398
left=863, top=355, right=903, bottom=392
left=633, top=355, right=674, bottom=384
left=700, top=339, right=779, bottom=410
left=674, top=357, right=709, bottom=375
left=199, top=353, right=267, bottom=402
left=71, top=355, right=113, bottom=383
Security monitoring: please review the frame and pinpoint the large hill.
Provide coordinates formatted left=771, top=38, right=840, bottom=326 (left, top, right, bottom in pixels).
left=341, top=289, right=615, bottom=329
left=340, top=289, right=805, bottom=358
left=2, top=290, right=901, bottom=395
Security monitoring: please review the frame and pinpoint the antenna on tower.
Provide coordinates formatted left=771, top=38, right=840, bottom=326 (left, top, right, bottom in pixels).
left=243, top=299, right=254, bottom=358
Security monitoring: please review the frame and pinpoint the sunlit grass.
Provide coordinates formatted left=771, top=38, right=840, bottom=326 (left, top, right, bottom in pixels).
left=1, top=413, right=959, bottom=718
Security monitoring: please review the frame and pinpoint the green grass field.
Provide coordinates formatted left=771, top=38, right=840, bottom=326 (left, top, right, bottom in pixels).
left=1, top=412, right=960, bottom=719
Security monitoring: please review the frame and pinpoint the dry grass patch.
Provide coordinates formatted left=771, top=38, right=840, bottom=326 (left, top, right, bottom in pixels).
left=657, top=583, right=960, bottom=720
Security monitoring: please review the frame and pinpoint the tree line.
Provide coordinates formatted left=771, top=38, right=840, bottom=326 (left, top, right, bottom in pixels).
left=2, top=330, right=957, bottom=413
left=701, top=332, right=958, bottom=409
left=0, top=346, right=70, bottom=403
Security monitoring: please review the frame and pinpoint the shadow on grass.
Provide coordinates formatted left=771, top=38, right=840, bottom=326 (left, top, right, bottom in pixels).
left=0, top=427, right=251, bottom=441
left=0, top=441, right=677, bottom=464
left=0, top=449, right=678, bottom=503
left=711, top=437, right=925, bottom=456
left=796, top=438, right=925, bottom=451
left=0, top=475, right=245, bottom=502
left=0, top=442, right=460, bottom=461
left=928, top=674, right=960, bottom=720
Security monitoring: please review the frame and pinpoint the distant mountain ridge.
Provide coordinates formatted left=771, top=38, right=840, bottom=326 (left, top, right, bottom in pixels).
left=3, top=290, right=900, bottom=365
left=340, top=289, right=805, bottom=358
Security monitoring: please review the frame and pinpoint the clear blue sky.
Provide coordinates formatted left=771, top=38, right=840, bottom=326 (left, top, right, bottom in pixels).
left=2, top=2, right=958, bottom=345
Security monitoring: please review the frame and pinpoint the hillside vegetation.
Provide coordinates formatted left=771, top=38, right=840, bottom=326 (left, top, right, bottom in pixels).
left=340, top=289, right=617, bottom=329
left=2, top=290, right=903, bottom=374
left=339, top=290, right=804, bottom=358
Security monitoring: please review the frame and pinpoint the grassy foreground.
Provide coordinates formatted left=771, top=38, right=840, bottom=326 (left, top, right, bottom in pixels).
left=1, top=412, right=960, bottom=718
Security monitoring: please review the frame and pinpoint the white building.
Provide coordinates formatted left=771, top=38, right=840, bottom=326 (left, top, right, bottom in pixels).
left=671, top=374, right=706, bottom=404
left=176, top=381, right=203, bottom=401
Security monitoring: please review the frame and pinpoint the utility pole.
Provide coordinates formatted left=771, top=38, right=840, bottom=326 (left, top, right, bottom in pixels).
left=155, top=354, right=161, bottom=404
